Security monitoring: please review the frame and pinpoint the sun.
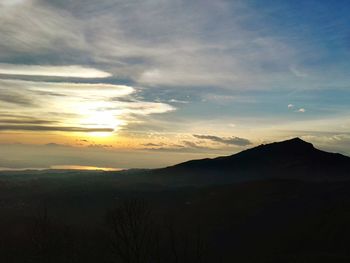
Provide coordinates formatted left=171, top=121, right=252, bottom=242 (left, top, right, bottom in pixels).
left=81, top=111, right=124, bottom=138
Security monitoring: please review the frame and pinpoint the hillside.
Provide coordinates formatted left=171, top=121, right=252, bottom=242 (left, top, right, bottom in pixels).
left=149, top=138, right=350, bottom=185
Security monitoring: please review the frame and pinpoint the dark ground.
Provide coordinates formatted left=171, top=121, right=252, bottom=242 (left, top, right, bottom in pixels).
left=1, top=170, right=350, bottom=262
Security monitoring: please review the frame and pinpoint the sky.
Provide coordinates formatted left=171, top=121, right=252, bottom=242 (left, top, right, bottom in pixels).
left=0, top=0, right=350, bottom=170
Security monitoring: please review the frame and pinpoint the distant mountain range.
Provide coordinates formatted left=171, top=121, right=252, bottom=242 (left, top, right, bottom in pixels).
left=144, top=138, right=350, bottom=185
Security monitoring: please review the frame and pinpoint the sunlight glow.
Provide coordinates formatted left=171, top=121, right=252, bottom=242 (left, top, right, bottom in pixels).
left=50, top=165, right=123, bottom=171
left=78, top=104, right=125, bottom=137
left=84, top=116, right=122, bottom=137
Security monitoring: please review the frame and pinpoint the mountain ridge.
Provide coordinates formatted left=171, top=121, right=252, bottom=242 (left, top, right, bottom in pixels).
left=149, top=137, right=350, bottom=185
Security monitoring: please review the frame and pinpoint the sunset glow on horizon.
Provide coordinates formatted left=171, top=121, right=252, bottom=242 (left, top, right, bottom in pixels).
left=1, top=0, right=350, bottom=170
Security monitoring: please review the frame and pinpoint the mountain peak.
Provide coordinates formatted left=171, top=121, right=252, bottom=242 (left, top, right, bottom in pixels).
left=280, top=137, right=312, bottom=146
left=285, top=137, right=310, bottom=144
left=253, top=137, right=314, bottom=155
left=258, top=137, right=313, bottom=148
left=277, top=137, right=313, bottom=147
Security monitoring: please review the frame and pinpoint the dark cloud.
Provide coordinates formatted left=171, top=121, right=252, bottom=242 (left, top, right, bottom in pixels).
left=0, top=125, right=114, bottom=132
left=33, top=90, right=67, bottom=97
left=45, top=143, right=67, bottom=147
left=193, top=134, right=252, bottom=146
left=0, top=92, right=35, bottom=106
left=88, top=144, right=113, bottom=148
left=182, top=140, right=205, bottom=149
left=144, top=146, right=200, bottom=153
left=142, top=142, right=166, bottom=147
left=142, top=140, right=218, bottom=153
left=0, top=119, right=57, bottom=124
left=0, top=114, right=59, bottom=126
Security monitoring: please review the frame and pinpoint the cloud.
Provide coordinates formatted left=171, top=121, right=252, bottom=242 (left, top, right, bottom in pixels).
left=168, top=99, right=188, bottom=104
left=0, top=0, right=306, bottom=90
left=287, top=104, right=306, bottom=113
left=288, top=104, right=306, bottom=113
left=0, top=79, right=134, bottom=96
left=193, top=134, right=252, bottom=146
left=45, top=142, right=67, bottom=147
left=0, top=118, right=56, bottom=124
left=109, top=101, right=175, bottom=115
left=0, top=90, right=36, bottom=106
left=0, top=79, right=174, bottom=133
left=0, top=0, right=347, bottom=93
left=0, top=64, right=112, bottom=78
left=140, top=138, right=239, bottom=154
left=142, top=143, right=210, bottom=153
left=142, top=142, right=166, bottom=147
left=289, top=65, right=308, bottom=78
left=182, top=140, right=203, bottom=148
left=0, top=0, right=28, bottom=7
left=87, top=144, right=113, bottom=148
left=0, top=125, right=114, bottom=132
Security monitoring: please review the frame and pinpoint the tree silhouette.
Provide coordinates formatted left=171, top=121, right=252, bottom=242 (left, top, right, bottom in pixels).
left=105, top=199, right=158, bottom=263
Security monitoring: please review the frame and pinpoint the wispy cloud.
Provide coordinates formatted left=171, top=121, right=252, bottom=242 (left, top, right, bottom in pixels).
left=0, top=0, right=306, bottom=89
left=1, top=0, right=348, bottom=92
left=0, top=64, right=111, bottom=78
left=0, top=90, right=35, bottom=106
left=0, top=118, right=56, bottom=124
left=141, top=141, right=214, bottom=153
left=0, top=79, right=174, bottom=133
left=289, top=65, right=308, bottom=78
left=0, top=125, right=114, bottom=132
left=140, top=136, right=245, bottom=154
left=287, top=104, right=306, bottom=113
left=193, top=134, right=252, bottom=146
left=168, top=99, right=189, bottom=104
left=142, top=142, right=166, bottom=147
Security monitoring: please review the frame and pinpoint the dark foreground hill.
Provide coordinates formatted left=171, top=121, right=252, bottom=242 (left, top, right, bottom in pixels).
left=148, top=137, right=350, bottom=185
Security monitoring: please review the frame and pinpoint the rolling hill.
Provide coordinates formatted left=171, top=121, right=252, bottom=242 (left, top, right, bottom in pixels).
left=148, top=137, right=350, bottom=185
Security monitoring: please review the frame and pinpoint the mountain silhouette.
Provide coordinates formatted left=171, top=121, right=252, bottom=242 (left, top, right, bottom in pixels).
left=149, top=137, right=350, bottom=185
